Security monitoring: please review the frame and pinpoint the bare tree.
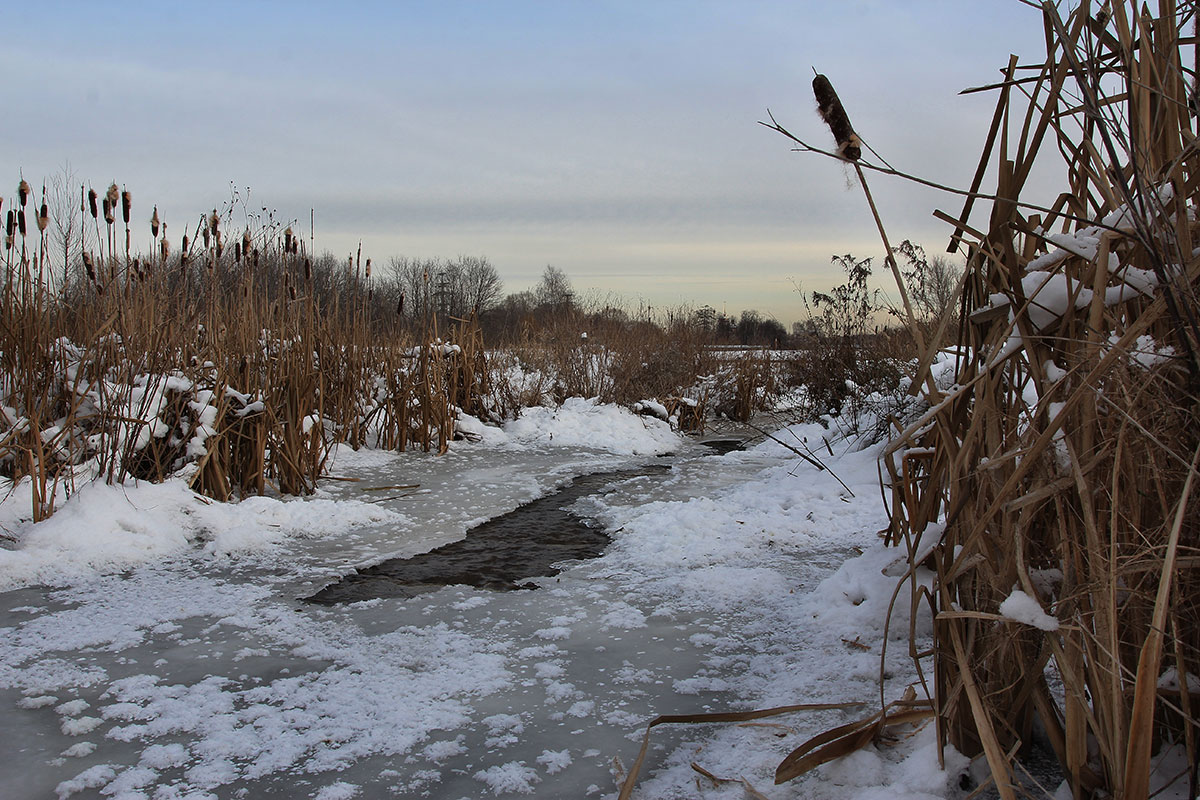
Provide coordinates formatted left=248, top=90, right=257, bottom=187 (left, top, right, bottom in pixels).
left=897, top=240, right=961, bottom=326
left=534, top=265, right=573, bottom=312
left=45, top=165, right=87, bottom=292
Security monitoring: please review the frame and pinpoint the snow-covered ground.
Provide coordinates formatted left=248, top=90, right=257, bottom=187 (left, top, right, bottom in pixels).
left=0, top=399, right=964, bottom=799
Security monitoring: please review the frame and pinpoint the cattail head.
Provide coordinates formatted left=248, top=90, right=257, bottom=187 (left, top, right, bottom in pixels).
left=88, top=188, right=98, bottom=219
left=288, top=284, right=297, bottom=301
left=37, top=202, right=49, bottom=233
left=215, top=234, right=223, bottom=259
left=365, top=258, right=371, bottom=279
left=151, top=206, right=160, bottom=237
left=17, top=209, right=26, bottom=236
left=235, top=241, right=242, bottom=264
left=83, top=251, right=96, bottom=281
left=284, top=226, right=294, bottom=253
left=105, top=182, right=119, bottom=209
left=242, top=229, right=251, bottom=254
left=304, top=257, right=312, bottom=283
left=103, top=197, right=114, bottom=225
left=203, top=225, right=211, bottom=249
left=121, top=190, right=131, bottom=224
left=209, top=209, right=219, bottom=236
left=17, top=180, right=30, bottom=207
left=356, top=242, right=361, bottom=268
left=6, top=209, right=15, bottom=237
left=161, top=236, right=170, bottom=260
left=182, top=233, right=189, bottom=254
left=812, top=74, right=861, bottom=162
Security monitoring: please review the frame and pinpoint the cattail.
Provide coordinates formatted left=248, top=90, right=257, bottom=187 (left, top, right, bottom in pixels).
left=215, top=234, right=223, bottom=259
left=365, top=258, right=371, bottom=279
left=105, top=182, right=119, bottom=209
left=17, top=180, right=30, bottom=207
left=234, top=241, right=242, bottom=264
left=812, top=74, right=861, bottom=162
left=37, top=201, right=48, bottom=233
left=289, top=284, right=297, bottom=301
left=203, top=225, right=211, bottom=249
left=121, top=190, right=131, bottom=225
left=304, top=257, right=312, bottom=282
left=161, top=236, right=170, bottom=260
left=103, top=197, right=114, bottom=225
left=5, top=209, right=14, bottom=237
left=83, top=251, right=96, bottom=281
left=284, top=226, right=294, bottom=253
left=242, top=229, right=251, bottom=255
left=209, top=209, right=219, bottom=236
left=182, top=233, right=189, bottom=255
left=17, top=209, right=26, bottom=236
left=151, top=206, right=160, bottom=237
left=356, top=242, right=361, bottom=268
left=88, top=188, right=98, bottom=219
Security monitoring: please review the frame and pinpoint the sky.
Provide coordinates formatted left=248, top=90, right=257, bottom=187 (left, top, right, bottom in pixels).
left=4, top=1, right=1052, bottom=326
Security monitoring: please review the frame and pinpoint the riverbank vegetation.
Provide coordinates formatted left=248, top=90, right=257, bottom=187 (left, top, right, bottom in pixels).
left=764, top=3, right=1200, bottom=797
left=2, top=177, right=944, bottom=524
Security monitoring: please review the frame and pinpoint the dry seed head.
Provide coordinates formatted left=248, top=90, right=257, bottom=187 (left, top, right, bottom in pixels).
left=5, top=209, right=14, bottom=237
left=103, top=197, right=115, bottom=225
left=304, top=257, right=312, bottom=282
left=812, top=74, right=861, bottom=162
left=215, top=235, right=223, bottom=259
left=17, top=209, right=26, bottom=236
left=17, top=180, right=30, bottom=207
left=203, top=226, right=211, bottom=249
left=88, top=188, right=98, bottom=219
left=151, top=207, right=160, bottom=237
left=121, top=190, right=131, bottom=224
left=242, top=229, right=251, bottom=253
left=289, top=284, right=297, bottom=301
left=235, top=241, right=242, bottom=264
left=284, top=226, right=294, bottom=253
left=105, top=182, right=119, bottom=208
left=209, top=209, right=219, bottom=236
left=37, top=202, right=49, bottom=233
left=365, top=258, right=371, bottom=279
left=161, top=237, right=170, bottom=259
left=83, top=251, right=95, bottom=280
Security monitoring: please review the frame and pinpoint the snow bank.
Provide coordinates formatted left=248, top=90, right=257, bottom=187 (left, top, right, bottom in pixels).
left=0, top=478, right=404, bottom=591
left=504, top=397, right=680, bottom=455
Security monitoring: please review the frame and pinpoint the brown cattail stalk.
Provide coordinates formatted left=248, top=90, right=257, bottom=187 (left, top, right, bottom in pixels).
left=812, top=74, right=861, bottom=161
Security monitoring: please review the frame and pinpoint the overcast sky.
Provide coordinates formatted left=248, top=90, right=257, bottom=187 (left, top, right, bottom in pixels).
left=5, top=1, right=1050, bottom=325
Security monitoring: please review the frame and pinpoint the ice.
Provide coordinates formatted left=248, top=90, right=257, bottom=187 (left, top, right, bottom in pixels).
left=0, top=408, right=967, bottom=798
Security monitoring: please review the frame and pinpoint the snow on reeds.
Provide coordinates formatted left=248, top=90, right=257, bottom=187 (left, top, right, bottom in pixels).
left=878, top=6, right=1200, bottom=798
left=765, top=3, right=1199, bottom=797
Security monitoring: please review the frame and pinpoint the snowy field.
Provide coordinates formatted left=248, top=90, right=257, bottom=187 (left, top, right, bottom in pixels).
left=0, top=399, right=965, bottom=799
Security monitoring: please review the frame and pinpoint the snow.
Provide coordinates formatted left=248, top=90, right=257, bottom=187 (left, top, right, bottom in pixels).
left=999, top=588, right=1059, bottom=631
left=0, top=403, right=976, bottom=799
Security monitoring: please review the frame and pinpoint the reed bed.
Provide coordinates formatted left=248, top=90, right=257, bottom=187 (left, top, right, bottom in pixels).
left=873, top=3, right=1200, bottom=797
left=0, top=184, right=483, bottom=519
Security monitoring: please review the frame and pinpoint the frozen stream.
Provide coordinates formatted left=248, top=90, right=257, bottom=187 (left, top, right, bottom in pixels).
left=0, top=407, right=920, bottom=800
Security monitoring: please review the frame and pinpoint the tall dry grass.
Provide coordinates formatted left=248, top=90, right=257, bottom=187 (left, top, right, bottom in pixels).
left=0, top=182, right=484, bottom=519
left=874, top=4, right=1200, bottom=798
